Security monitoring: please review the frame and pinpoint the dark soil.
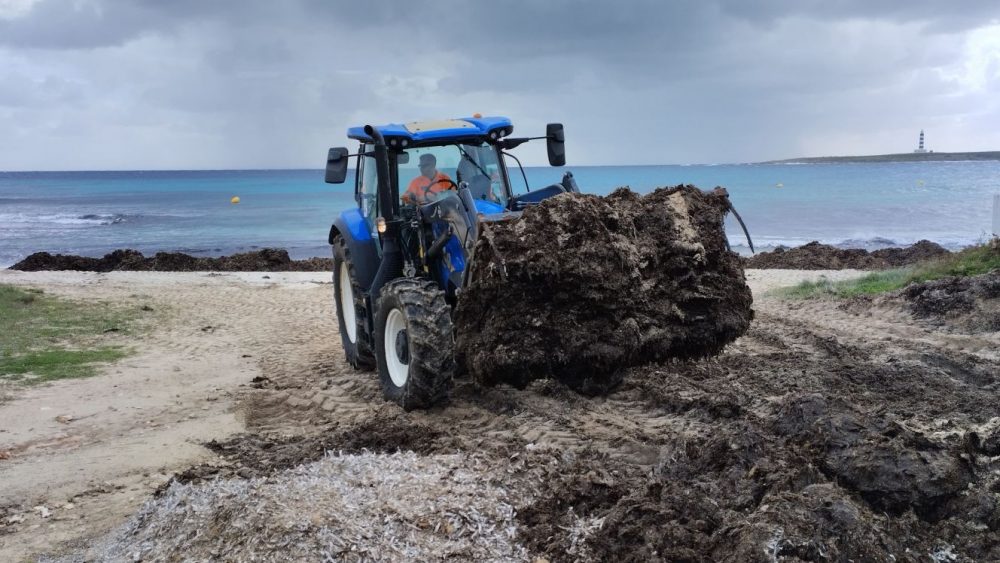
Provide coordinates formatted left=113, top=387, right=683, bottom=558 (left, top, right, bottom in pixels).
left=746, top=240, right=950, bottom=270
left=454, top=186, right=753, bottom=394
left=9, top=248, right=333, bottom=272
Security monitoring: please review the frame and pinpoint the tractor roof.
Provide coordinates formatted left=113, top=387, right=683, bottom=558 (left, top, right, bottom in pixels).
left=347, top=116, right=512, bottom=145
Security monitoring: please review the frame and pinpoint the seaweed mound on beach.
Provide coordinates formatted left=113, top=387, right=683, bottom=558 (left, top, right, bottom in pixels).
left=874, top=240, right=952, bottom=267
left=453, top=185, right=753, bottom=394
left=900, top=269, right=1000, bottom=332
left=745, top=240, right=950, bottom=270
left=10, top=248, right=333, bottom=272
left=518, top=393, right=993, bottom=562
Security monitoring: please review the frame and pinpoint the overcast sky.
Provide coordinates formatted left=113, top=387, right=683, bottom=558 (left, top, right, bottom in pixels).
left=1, top=0, right=999, bottom=170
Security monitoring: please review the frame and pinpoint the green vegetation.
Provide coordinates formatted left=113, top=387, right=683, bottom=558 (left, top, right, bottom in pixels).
left=0, top=285, right=150, bottom=384
left=777, top=241, right=1000, bottom=299
left=0, top=348, right=130, bottom=381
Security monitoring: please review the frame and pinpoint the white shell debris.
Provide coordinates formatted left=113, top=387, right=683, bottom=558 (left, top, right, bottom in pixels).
left=564, top=509, right=605, bottom=560
left=54, top=451, right=529, bottom=562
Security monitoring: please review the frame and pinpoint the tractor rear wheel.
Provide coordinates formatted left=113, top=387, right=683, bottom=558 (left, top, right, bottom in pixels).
left=333, top=236, right=375, bottom=370
left=374, top=278, right=454, bottom=410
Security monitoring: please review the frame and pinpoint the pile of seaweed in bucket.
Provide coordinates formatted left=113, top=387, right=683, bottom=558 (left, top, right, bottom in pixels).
left=454, top=185, right=753, bottom=394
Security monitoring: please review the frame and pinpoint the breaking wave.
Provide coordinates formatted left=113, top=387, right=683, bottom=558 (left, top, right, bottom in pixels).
left=0, top=212, right=138, bottom=227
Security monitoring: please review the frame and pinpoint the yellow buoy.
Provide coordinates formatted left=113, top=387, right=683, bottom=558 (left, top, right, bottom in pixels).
left=231, top=196, right=240, bottom=204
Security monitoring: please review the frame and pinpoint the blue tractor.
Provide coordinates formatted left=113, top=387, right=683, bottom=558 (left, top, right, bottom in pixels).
left=324, top=116, right=576, bottom=410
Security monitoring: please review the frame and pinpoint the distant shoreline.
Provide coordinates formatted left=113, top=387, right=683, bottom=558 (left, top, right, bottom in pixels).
left=762, top=151, right=1000, bottom=164
left=3, top=152, right=1000, bottom=171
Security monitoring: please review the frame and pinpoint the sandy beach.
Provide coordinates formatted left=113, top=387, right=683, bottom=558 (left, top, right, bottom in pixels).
left=0, top=271, right=329, bottom=559
left=1, top=267, right=998, bottom=560
left=5, top=1, right=1000, bottom=559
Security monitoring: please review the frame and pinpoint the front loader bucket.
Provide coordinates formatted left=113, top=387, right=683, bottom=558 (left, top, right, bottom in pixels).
left=453, top=185, right=753, bottom=394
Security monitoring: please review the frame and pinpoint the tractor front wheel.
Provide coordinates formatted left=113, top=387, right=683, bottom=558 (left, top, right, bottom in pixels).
left=374, top=279, right=454, bottom=410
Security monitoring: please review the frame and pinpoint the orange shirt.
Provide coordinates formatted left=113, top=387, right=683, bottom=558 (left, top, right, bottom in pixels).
left=403, top=171, right=453, bottom=204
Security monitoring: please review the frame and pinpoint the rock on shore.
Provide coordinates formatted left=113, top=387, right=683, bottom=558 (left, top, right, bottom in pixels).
left=10, top=248, right=333, bottom=272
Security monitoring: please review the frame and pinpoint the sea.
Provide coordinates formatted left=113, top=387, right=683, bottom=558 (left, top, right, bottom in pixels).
left=2, top=162, right=999, bottom=268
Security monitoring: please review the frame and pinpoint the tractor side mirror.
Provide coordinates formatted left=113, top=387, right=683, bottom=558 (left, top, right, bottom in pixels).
left=546, top=123, right=566, bottom=167
left=325, top=147, right=349, bottom=184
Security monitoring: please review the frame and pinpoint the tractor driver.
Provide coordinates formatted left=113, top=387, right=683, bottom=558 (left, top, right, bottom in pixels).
left=402, top=153, right=454, bottom=205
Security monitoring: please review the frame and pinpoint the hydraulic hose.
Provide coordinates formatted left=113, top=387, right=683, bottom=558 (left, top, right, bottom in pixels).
left=728, top=203, right=755, bottom=254
left=711, top=187, right=754, bottom=254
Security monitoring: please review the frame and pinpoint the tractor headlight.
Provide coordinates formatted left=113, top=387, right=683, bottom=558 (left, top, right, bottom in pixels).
left=389, top=138, right=397, bottom=146
left=401, top=139, right=409, bottom=147
left=376, top=217, right=386, bottom=233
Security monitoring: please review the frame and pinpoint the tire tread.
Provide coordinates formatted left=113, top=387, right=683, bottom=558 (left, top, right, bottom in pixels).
left=375, top=278, right=454, bottom=410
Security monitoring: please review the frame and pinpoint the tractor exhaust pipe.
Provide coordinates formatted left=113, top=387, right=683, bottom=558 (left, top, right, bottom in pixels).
left=365, top=125, right=396, bottom=221
left=364, top=124, right=402, bottom=305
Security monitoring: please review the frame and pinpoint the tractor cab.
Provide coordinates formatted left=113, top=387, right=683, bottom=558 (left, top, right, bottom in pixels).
left=327, top=116, right=571, bottom=213
left=353, top=136, right=509, bottom=246
left=323, top=116, right=575, bottom=410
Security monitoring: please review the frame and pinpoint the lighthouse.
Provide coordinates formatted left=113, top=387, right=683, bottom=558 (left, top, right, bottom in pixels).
left=914, top=130, right=928, bottom=153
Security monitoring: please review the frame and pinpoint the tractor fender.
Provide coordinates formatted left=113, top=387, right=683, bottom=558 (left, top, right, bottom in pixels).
left=330, top=209, right=379, bottom=292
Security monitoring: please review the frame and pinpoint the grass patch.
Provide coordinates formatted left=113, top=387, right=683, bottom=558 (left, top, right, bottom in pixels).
left=0, top=284, right=151, bottom=384
left=904, top=242, right=1000, bottom=281
left=776, top=241, right=1000, bottom=299
left=0, top=349, right=130, bottom=383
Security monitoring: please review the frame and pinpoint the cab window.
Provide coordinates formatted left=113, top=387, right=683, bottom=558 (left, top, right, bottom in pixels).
left=457, top=144, right=507, bottom=207
left=398, top=146, right=459, bottom=206
left=398, top=143, right=508, bottom=207
left=358, top=144, right=378, bottom=238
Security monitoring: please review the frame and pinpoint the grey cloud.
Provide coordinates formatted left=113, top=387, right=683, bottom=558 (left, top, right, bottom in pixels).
left=0, top=0, right=998, bottom=169
left=0, top=1, right=164, bottom=49
left=5, top=0, right=995, bottom=50
left=0, top=0, right=289, bottom=49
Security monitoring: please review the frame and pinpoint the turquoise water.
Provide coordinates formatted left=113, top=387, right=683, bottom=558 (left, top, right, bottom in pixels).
left=2, top=162, right=999, bottom=267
